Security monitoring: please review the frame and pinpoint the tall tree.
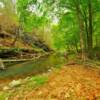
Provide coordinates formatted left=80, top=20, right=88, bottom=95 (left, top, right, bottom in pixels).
left=73, top=0, right=86, bottom=59
left=87, top=0, right=93, bottom=58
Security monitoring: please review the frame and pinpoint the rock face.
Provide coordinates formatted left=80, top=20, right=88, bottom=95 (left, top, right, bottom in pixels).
left=0, top=58, right=5, bottom=70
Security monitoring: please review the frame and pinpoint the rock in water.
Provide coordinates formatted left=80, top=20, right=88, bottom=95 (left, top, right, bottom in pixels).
left=0, top=58, right=5, bottom=70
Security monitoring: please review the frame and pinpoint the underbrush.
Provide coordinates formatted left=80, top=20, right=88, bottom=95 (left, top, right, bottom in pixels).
left=0, top=74, right=48, bottom=100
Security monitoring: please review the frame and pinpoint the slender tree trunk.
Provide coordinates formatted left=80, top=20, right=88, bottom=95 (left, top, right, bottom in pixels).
left=87, top=0, right=93, bottom=58
left=74, top=39, right=78, bottom=53
left=75, top=43, right=78, bottom=53
left=75, top=0, right=86, bottom=60
left=83, top=10, right=88, bottom=51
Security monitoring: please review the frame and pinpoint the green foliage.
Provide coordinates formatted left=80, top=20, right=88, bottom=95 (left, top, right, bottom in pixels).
left=0, top=92, right=10, bottom=100
left=17, top=0, right=48, bottom=31
left=16, top=0, right=99, bottom=52
left=30, top=75, right=48, bottom=86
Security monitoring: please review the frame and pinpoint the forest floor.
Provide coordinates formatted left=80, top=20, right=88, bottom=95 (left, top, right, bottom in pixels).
left=0, top=60, right=100, bottom=100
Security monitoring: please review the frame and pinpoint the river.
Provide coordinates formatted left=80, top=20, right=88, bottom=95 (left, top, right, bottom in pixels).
left=0, top=54, right=66, bottom=83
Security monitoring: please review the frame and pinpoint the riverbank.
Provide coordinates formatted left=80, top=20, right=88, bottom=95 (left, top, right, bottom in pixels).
left=0, top=60, right=100, bottom=100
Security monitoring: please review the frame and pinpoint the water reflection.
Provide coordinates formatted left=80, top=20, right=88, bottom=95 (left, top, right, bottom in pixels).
left=0, top=54, right=66, bottom=80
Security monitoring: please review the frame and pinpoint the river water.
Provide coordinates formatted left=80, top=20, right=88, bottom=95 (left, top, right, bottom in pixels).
left=0, top=54, right=66, bottom=82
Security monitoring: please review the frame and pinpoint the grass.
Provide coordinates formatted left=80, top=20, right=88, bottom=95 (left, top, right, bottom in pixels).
left=30, top=75, right=48, bottom=86
left=0, top=92, right=10, bottom=100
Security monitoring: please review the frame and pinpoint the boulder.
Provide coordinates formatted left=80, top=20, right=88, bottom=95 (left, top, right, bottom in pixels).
left=9, top=80, right=22, bottom=88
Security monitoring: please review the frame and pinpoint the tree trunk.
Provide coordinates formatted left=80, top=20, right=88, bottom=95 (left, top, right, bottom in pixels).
left=83, top=10, right=88, bottom=51
left=75, top=0, right=86, bottom=60
left=87, top=0, right=93, bottom=58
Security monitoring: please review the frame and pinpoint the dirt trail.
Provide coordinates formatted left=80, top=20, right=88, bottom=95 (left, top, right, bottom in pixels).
left=14, top=64, right=100, bottom=100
